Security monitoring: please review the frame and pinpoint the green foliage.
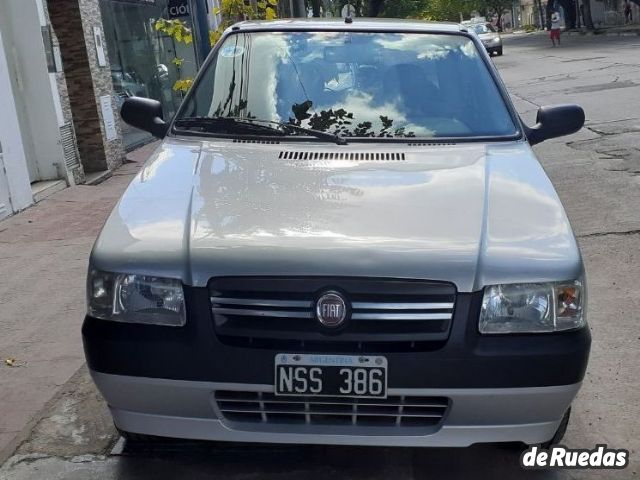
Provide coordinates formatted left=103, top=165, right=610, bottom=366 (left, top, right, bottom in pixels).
left=210, top=0, right=278, bottom=46
left=419, top=0, right=471, bottom=21
left=155, top=0, right=279, bottom=93
left=154, top=18, right=193, bottom=44
left=479, top=0, right=512, bottom=19
left=379, top=0, right=428, bottom=18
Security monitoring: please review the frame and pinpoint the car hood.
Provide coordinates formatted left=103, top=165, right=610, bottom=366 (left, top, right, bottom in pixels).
left=91, top=138, right=582, bottom=292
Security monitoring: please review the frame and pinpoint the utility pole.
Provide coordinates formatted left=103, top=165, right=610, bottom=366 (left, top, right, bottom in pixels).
left=293, top=0, right=305, bottom=16
left=536, top=0, right=545, bottom=28
left=582, top=0, right=594, bottom=29
left=188, top=0, right=212, bottom=66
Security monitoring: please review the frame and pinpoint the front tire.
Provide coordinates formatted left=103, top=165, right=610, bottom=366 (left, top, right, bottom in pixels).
left=496, top=47, right=503, bottom=56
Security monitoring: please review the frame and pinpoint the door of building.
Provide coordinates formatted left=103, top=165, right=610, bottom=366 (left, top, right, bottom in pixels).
left=0, top=20, right=35, bottom=217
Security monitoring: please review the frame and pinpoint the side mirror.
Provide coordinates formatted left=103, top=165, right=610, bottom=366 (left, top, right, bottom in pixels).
left=121, top=97, right=168, bottom=139
left=524, top=104, right=585, bottom=146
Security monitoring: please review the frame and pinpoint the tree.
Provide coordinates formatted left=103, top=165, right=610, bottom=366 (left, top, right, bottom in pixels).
left=155, top=0, right=279, bottom=92
left=368, top=0, right=385, bottom=16
left=419, top=0, right=480, bottom=22
left=475, top=0, right=512, bottom=29
left=380, top=0, right=429, bottom=18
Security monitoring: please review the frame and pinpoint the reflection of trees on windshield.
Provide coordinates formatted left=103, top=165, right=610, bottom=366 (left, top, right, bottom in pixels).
left=182, top=31, right=517, bottom=139
left=289, top=100, right=416, bottom=138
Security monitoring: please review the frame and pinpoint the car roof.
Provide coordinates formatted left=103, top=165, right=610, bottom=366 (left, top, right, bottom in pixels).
left=229, top=18, right=466, bottom=34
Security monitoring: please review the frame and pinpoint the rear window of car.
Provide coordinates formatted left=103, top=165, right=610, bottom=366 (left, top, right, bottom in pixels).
left=470, top=24, right=496, bottom=34
left=178, top=31, right=518, bottom=140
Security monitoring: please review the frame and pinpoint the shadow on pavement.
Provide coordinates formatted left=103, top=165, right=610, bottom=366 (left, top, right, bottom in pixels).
left=113, top=441, right=562, bottom=480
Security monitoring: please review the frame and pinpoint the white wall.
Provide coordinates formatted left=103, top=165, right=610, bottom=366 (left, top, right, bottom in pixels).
left=0, top=27, right=34, bottom=214
left=0, top=0, right=67, bottom=183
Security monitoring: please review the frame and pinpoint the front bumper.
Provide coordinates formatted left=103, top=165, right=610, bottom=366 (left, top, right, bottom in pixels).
left=92, top=371, right=580, bottom=447
left=83, top=287, right=590, bottom=446
left=483, top=42, right=502, bottom=52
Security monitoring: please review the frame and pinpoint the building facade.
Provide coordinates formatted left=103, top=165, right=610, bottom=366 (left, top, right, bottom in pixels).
left=0, top=0, right=127, bottom=220
left=0, top=0, right=211, bottom=220
left=98, top=0, right=201, bottom=149
left=0, top=0, right=86, bottom=220
left=518, top=0, right=639, bottom=28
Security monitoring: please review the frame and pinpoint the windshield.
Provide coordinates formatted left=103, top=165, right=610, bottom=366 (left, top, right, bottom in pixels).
left=470, top=24, right=496, bottom=34
left=178, top=31, right=517, bottom=140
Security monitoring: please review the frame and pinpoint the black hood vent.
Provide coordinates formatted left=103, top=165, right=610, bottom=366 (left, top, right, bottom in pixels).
left=233, top=139, right=280, bottom=144
left=278, top=151, right=405, bottom=161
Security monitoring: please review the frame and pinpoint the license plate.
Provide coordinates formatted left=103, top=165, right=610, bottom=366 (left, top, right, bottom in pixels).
left=275, top=354, right=387, bottom=398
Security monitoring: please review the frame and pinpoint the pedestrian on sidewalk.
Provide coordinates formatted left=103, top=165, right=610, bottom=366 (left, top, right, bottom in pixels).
left=624, top=0, right=633, bottom=23
left=550, top=11, right=562, bottom=47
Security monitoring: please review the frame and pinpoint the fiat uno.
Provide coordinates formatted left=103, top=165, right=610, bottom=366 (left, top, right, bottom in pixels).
left=83, top=18, right=590, bottom=447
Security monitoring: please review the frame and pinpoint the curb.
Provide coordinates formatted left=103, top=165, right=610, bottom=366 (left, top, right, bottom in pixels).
left=0, top=365, right=87, bottom=466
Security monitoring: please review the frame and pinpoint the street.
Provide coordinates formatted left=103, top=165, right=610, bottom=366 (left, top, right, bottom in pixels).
left=1, top=31, right=639, bottom=479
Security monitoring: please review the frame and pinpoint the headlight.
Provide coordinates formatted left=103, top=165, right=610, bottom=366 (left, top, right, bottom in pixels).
left=87, top=270, right=186, bottom=327
left=479, top=280, right=585, bottom=334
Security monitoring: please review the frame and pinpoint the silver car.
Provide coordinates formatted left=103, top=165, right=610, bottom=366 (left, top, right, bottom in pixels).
left=467, top=22, right=503, bottom=56
left=84, top=19, right=589, bottom=448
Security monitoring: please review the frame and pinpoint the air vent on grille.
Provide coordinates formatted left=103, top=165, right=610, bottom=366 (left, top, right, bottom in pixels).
left=215, top=390, right=449, bottom=429
left=233, top=139, right=280, bottom=144
left=278, top=151, right=405, bottom=161
left=209, top=277, right=456, bottom=352
left=406, top=142, right=457, bottom=147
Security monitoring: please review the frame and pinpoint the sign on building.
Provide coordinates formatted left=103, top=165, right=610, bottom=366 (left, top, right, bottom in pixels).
left=168, top=0, right=191, bottom=18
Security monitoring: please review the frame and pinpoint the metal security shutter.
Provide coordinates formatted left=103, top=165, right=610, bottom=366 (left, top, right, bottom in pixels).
left=60, top=124, right=80, bottom=170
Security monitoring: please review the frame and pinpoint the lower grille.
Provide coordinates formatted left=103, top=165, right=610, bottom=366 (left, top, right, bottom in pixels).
left=215, top=390, right=449, bottom=429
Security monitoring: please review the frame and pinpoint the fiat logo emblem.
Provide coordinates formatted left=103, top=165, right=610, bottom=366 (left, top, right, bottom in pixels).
left=315, top=292, right=347, bottom=328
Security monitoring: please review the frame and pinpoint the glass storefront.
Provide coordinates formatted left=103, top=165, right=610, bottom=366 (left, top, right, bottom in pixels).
left=100, top=0, right=199, bottom=149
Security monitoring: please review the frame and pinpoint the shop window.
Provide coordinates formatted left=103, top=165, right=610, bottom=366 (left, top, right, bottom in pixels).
left=99, top=0, right=198, bottom=149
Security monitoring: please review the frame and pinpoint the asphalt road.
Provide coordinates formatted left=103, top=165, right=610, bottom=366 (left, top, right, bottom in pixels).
left=1, top=31, right=639, bottom=479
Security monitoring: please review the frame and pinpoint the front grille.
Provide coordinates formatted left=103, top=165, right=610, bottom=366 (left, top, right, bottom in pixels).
left=215, top=390, right=449, bottom=429
left=209, top=277, right=456, bottom=352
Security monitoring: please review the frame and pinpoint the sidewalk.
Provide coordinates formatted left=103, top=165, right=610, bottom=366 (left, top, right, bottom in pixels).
left=508, top=24, right=640, bottom=37
left=0, top=142, right=157, bottom=463
left=566, top=24, right=640, bottom=36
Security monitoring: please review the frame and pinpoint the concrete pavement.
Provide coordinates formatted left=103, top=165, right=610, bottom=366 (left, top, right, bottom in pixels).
left=0, top=142, right=156, bottom=464
left=1, top=33, right=639, bottom=479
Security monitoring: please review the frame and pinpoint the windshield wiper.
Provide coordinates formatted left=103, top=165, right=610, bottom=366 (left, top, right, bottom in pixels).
left=174, top=116, right=347, bottom=145
left=223, top=116, right=348, bottom=145
left=173, top=116, right=286, bottom=136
